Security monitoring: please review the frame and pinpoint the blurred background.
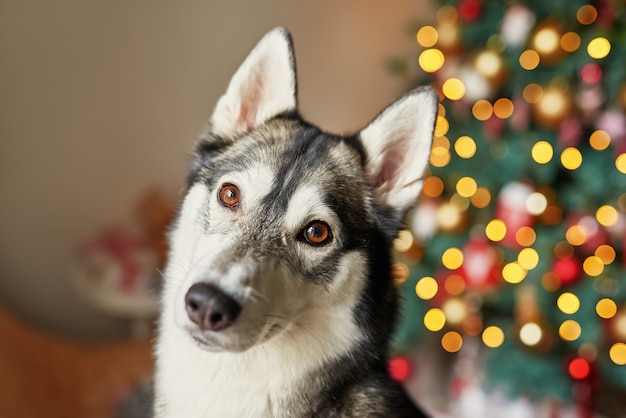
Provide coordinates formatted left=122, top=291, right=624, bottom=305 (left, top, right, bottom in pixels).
left=2, top=0, right=626, bottom=417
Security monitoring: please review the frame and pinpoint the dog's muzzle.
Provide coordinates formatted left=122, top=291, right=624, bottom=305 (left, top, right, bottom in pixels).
left=184, top=283, right=242, bottom=331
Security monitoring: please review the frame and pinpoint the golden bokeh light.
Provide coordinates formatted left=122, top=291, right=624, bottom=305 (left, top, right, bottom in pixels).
left=437, top=202, right=461, bottom=229
left=434, top=116, right=450, bottom=136
left=523, top=83, right=543, bottom=104
left=518, top=248, right=539, bottom=270
left=557, top=292, right=580, bottom=314
left=430, top=148, right=451, bottom=167
left=442, top=78, right=466, bottom=101
left=423, top=176, right=445, bottom=197
left=471, top=187, right=491, bottom=208
left=391, top=262, right=410, bottom=285
left=441, top=331, right=463, bottom=353
left=442, top=247, right=464, bottom=270
left=443, top=298, right=467, bottom=325
left=565, top=225, right=587, bottom=246
left=419, top=48, right=445, bottom=73
left=583, top=256, right=604, bottom=276
left=415, top=276, right=439, bottom=300
left=433, top=135, right=451, bottom=150
left=589, top=130, right=611, bottom=151
left=456, top=177, right=478, bottom=198
left=609, top=343, right=626, bottom=365
left=394, top=230, right=414, bottom=252
left=502, top=262, right=526, bottom=284
left=475, top=50, right=502, bottom=78
left=437, top=5, right=458, bottom=26
left=531, top=140, right=554, bottom=164
left=617, top=154, right=626, bottom=173
left=596, top=298, right=618, bottom=319
left=561, top=32, right=581, bottom=52
left=596, top=205, right=618, bottom=227
left=519, top=322, right=542, bottom=346
left=424, top=308, right=446, bottom=332
left=445, top=274, right=465, bottom=295
left=486, top=219, right=507, bottom=242
left=472, top=100, right=493, bottom=121
left=450, top=193, right=470, bottom=212
left=454, top=135, right=477, bottom=159
left=516, top=226, right=536, bottom=247
left=417, top=26, right=439, bottom=47
left=560, top=147, right=583, bottom=170
left=595, top=245, right=616, bottom=265
left=493, top=98, right=514, bottom=119
left=482, top=325, right=505, bottom=348
left=519, top=50, right=540, bottom=70
left=532, top=27, right=561, bottom=55
left=577, top=5, right=598, bottom=25
left=526, top=192, right=548, bottom=215
left=587, top=37, right=611, bottom=59
left=559, top=320, right=582, bottom=341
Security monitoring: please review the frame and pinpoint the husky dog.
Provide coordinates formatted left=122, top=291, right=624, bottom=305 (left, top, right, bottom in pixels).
left=154, top=27, right=436, bottom=417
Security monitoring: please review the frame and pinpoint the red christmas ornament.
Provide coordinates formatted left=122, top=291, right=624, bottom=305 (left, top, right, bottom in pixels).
left=495, top=182, right=535, bottom=249
left=552, top=257, right=582, bottom=286
left=458, top=237, right=501, bottom=292
left=458, top=0, right=483, bottom=21
left=389, top=355, right=412, bottom=382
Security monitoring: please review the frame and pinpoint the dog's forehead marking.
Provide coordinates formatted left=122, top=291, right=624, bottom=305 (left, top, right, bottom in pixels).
left=283, top=183, right=334, bottom=231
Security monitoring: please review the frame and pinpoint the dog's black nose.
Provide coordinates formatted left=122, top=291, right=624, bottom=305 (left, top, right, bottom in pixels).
left=184, top=283, right=242, bottom=331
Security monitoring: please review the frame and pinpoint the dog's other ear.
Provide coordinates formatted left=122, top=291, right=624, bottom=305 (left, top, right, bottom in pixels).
left=210, top=27, right=297, bottom=138
left=359, top=86, right=438, bottom=225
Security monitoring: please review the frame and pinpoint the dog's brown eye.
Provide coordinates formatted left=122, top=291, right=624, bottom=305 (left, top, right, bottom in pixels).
left=303, top=221, right=332, bottom=246
left=218, top=184, right=240, bottom=208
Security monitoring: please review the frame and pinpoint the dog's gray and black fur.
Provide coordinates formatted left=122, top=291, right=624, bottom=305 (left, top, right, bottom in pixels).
left=155, top=28, right=436, bottom=417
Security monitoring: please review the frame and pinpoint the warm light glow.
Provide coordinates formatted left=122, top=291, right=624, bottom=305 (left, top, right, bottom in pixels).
left=443, top=298, right=467, bottom=325
left=519, top=50, right=540, bottom=70
left=554, top=241, right=575, bottom=260
left=533, top=28, right=560, bottom=55
left=587, top=37, right=611, bottom=59
left=424, top=308, right=446, bottom=332
left=450, top=194, right=470, bottom=212
left=569, top=358, right=591, bottom=380
left=589, top=130, right=611, bottom=151
left=536, top=88, right=569, bottom=121
left=486, top=219, right=507, bottom=242
left=502, top=262, right=526, bottom=284
left=596, top=205, right=618, bottom=227
left=419, top=48, right=445, bottom=73
left=423, top=176, right=445, bottom=197
left=566, top=225, right=587, bottom=246
left=442, top=78, right=465, bottom=101
left=441, top=331, right=463, bottom=353
left=417, top=26, right=439, bottom=47
left=456, top=177, right=478, bottom=198
left=616, top=154, right=626, bottom=173
left=475, top=50, right=502, bottom=78
left=542, top=272, right=561, bottom=291
left=561, top=32, right=581, bottom=52
left=394, top=230, right=414, bottom=252
left=472, top=100, right=493, bottom=121
left=482, top=326, right=505, bottom=348
left=434, top=116, right=450, bottom=136
left=454, top=135, right=477, bottom=158
left=531, top=141, right=554, bottom=164
left=526, top=192, right=548, bottom=215
left=445, top=274, right=465, bottom=295
left=520, top=322, right=542, bottom=346
left=442, top=247, right=463, bottom=270
left=559, top=320, right=581, bottom=341
left=583, top=256, right=604, bottom=277
left=471, top=187, right=491, bottom=208
left=437, top=202, right=460, bottom=229
left=560, top=147, right=583, bottom=170
left=609, top=343, right=626, bottom=365
left=518, top=248, right=539, bottom=270
left=391, top=262, right=410, bottom=285
left=577, top=5, right=598, bottom=25
left=516, top=227, right=536, bottom=247
left=437, top=5, right=458, bottom=26
left=557, top=292, right=580, bottom=314
left=596, top=298, right=618, bottom=319
left=523, top=83, right=543, bottom=104
left=415, top=276, right=439, bottom=300
left=493, top=98, right=514, bottom=118
left=595, top=245, right=616, bottom=265
left=430, top=148, right=451, bottom=167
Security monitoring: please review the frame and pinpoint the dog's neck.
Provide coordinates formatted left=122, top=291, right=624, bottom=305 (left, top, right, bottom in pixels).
left=155, top=300, right=365, bottom=417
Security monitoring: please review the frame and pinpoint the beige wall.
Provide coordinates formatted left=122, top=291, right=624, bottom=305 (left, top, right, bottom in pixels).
left=0, top=0, right=433, bottom=339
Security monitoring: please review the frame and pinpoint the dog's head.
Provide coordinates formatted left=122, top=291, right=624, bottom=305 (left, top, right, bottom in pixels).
left=164, top=28, right=437, bottom=354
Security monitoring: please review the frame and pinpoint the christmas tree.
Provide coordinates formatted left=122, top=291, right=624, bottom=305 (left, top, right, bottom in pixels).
left=390, top=0, right=626, bottom=415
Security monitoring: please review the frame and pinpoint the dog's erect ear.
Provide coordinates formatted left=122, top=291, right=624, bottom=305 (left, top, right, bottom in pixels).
left=210, top=27, right=297, bottom=138
left=359, top=86, right=438, bottom=222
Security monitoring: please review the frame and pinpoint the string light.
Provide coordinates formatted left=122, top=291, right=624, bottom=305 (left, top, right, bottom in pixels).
left=519, top=50, right=540, bottom=70
left=441, top=331, right=463, bottom=353
left=559, top=320, right=581, bottom=341
left=482, top=326, right=505, bottom=348
left=442, top=78, right=466, bottom=100
left=518, top=248, right=539, bottom=270
left=589, top=130, right=611, bottom=151
left=557, top=292, right=580, bottom=314
left=415, top=276, right=438, bottom=300
left=577, top=5, right=598, bottom=25
left=486, top=219, right=507, bottom=242
left=444, top=274, right=465, bottom=295
left=391, top=262, right=410, bottom=285
left=434, top=116, right=450, bottom=136
left=609, top=343, right=626, bottom=365
left=419, top=48, right=445, bottom=73
left=423, top=176, right=445, bottom=197
left=596, top=205, right=618, bottom=227
left=493, top=98, right=514, bottom=118
left=456, top=177, right=478, bottom=198
left=526, top=192, right=548, bottom=215
left=470, top=187, right=491, bottom=208
left=454, top=135, right=477, bottom=158
left=472, top=100, right=493, bottom=121
left=442, top=247, right=463, bottom=270
left=502, top=262, right=526, bottom=284
left=595, top=245, right=616, bottom=265
left=560, top=32, right=581, bottom=52
left=515, top=226, right=536, bottom=247
left=616, top=153, right=626, bottom=173
left=565, top=225, right=587, bottom=246
left=560, top=147, right=583, bottom=170
left=583, top=256, right=604, bottom=277
left=417, top=26, right=438, bottom=47
left=531, top=141, right=553, bottom=164
left=424, top=308, right=446, bottom=331
left=587, top=37, right=611, bottom=59
left=437, top=201, right=461, bottom=229
left=523, top=83, right=543, bottom=103
left=394, top=230, right=414, bottom=252
left=519, top=322, right=542, bottom=346
left=596, top=298, right=617, bottom=319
